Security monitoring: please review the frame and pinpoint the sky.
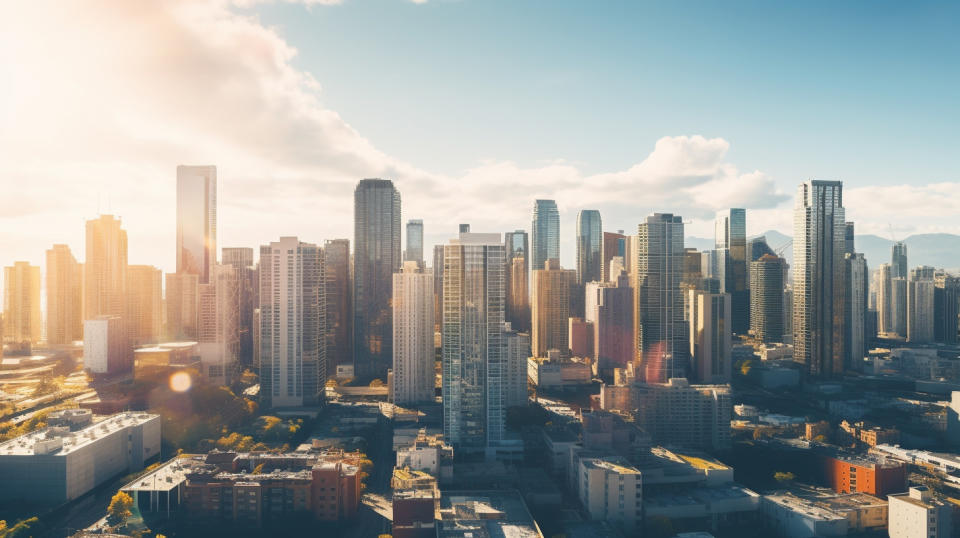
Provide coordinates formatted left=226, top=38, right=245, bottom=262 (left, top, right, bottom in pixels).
left=1, top=0, right=958, bottom=278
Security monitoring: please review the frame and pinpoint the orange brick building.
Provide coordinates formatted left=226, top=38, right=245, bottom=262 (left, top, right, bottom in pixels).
left=822, top=454, right=906, bottom=497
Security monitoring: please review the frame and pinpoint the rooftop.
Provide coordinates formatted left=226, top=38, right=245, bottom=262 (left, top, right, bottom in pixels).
left=122, top=455, right=205, bottom=493
left=764, top=492, right=848, bottom=522
left=437, top=490, right=542, bottom=538
left=0, top=412, right=158, bottom=456
left=583, top=457, right=640, bottom=475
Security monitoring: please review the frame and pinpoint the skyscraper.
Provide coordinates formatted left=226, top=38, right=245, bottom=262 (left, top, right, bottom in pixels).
left=687, top=289, right=732, bottom=384
left=3, top=262, right=41, bottom=344
left=588, top=273, right=634, bottom=380
left=749, top=254, right=785, bottom=343
left=844, top=253, right=868, bottom=368
left=934, top=273, right=959, bottom=345
left=85, top=215, right=128, bottom=321
left=503, top=230, right=530, bottom=333
left=165, top=272, right=198, bottom=340
left=891, top=241, right=908, bottom=279
left=576, top=210, right=602, bottom=286
left=353, top=178, right=401, bottom=380
left=907, top=266, right=935, bottom=343
left=322, top=240, right=352, bottom=371
left=404, top=219, right=424, bottom=269
left=198, top=264, right=239, bottom=385
left=793, top=180, right=845, bottom=377
left=502, top=323, right=530, bottom=408
left=392, top=261, right=435, bottom=405
left=176, top=165, right=217, bottom=284
left=432, top=244, right=445, bottom=332
left=222, top=247, right=258, bottom=367
left=126, top=265, right=162, bottom=345
left=441, top=232, right=505, bottom=450
left=715, top=208, right=748, bottom=334
left=259, top=237, right=325, bottom=409
left=45, top=245, right=82, bottom=345
left=531, top=199, right=559, bottom=271
left=844, top=222, right=856, bottom=255
left=892, top=277, right=908, bottom=337
left=635, top=213, right=687, bottom=382
left=531, top=259, right=575, bottom=357
left=602, top=231, right=627, bottom=283
left=876, top=263, right=893, bottom=335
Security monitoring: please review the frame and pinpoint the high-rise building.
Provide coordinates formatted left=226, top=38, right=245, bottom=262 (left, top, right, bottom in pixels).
left=578, top=457, right=642, bottom=531
left=222, top=247, right=258, bottom=367
left=198, top=264, right=239, bottom=385
left=392, top=261, right=435, bottom=405
left=907, top=266, right=935, bottom=344
left=126, top=265, right=162, bottom=345
left=892, top=278, right=908, bottom=337
left=715, top=209, right=748, bottom=334
left=441, top=232, right=505, bottom=450
left=3, top=262, right=41, bottom=344
left=404, top=219, right=424, bottom=269
left=84, top=215, right=128, bottom=321
left=176, top=165, right=217, bottom=284
left=844, top=222, right=856, bottom=255
left=891, top=241, right=908, bottom=279
left=322, top=240, right=351, bottom=371
left=635, top=213, right=687, bottom=382
left=531, top=259, right=575, bottom=357
left=688, top=290, right=732, bottom=384
left=749, top=254, right=785, bottom=343
left=502, top=323, right=530, bottom=408
left=353, top=178, right=401, bottom=380
left=587, top=273, right=634, bottom=380
left=793, top=180, right=845, bottom=377
left=258, top=237, right=325, bottom=409
left=576, top=210, right=602, bottom=286
left=934, top=273, right=959, bottom=345
left=165, top=272, right=198, bottom=341
left=602, top=231, right=627, bottom=284
left=531, top=199, right=559, bottom=272
left=876, top=263, right=893, bottom=335
left=845, top=253, right=868, bottom=369
left=432, top=244, right=445, bottom=332
left=46, top=245, right=83, bottom=345
left=504, top=230, right=530, bottom=333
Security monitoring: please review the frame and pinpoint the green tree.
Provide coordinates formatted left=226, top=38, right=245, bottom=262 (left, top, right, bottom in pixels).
left=107, top=491, right=134, bottom=524
left=774, top=471, right=796, bottom=483
left=0, top=517, right=40, bottom=538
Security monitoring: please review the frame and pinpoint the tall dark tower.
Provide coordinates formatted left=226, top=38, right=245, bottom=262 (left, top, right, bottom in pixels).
left=353, top=179, right=401, bottom=380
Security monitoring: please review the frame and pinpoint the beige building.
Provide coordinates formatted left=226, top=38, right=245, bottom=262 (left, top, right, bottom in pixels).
left=197, top=264, right=239, bottom=385
left=532, top=258, right=575, bottom=357
left=84, top=215, right=128, bottom=321
left=46, top=245, right=83, bottom=345
left=578, top=457, right=641, bottom=531
left=392, top=261, right=435, bottom=405
left=127, top=265, right=162, bottom=345
left=166, top=271, right=199, bottom=341
left=888, top=486, right=952, bottom=538
left=3, top=261, right=41, bottom=344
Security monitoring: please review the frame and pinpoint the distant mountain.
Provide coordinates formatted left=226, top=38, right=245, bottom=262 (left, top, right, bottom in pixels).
left=686, top=231, right=960, bottom=272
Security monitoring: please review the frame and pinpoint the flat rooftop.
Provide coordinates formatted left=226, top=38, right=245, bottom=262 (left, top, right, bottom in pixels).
left=437, top=490, right=542, bottom=538
left=764, top=492, right=848, bottom=522
left=0, top=412, right=158, bottom=457
left=583, top=458, right=640, bottom=475
left=122, top=455, right=205, bottom=493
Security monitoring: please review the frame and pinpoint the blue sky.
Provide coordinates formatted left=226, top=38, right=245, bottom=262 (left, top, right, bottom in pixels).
left=252, top=0, right=959, bottom=185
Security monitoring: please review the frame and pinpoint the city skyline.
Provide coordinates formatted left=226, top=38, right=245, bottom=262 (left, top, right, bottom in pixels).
left=3, top=1, right=960, bottom=277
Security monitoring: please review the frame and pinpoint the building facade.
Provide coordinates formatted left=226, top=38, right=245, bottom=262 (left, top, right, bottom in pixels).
left=176, top=165, right=217, bottom=284
left=750, top=254, right=785, bottom=343
left=715, top=208, right=748, bottom=334
left=688, top=290, right=732, bottom=384
left=85, top=214, right=128, bottom=321
left=504, top=230, right=530, bottom=333
left=166, top=271, right=199, bottom=341
left=198, top=264, right=239, bottom=385
left=531, top=259, right=575, bottom=357
left=392, top=261, right=435, bottom=405
left=45, top=245, right=83, bottom=345
left=3, top=261, right=41, bottom=344
left=576, top=209, right=602, bottom=286
left=531, top=199, right=559, bottom=272
left=127, top=265, right=163, bottom=345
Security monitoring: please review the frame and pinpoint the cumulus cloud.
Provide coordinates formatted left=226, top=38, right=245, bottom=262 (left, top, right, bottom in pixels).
left=1, top=0, right=954, bottom=274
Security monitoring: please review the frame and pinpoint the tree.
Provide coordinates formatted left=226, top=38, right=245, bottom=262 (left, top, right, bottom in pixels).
left=740, top=359, right=755, bottom=377
left=107, top=491, right=134, bottom=524
left=774, top=471, right=796, bottom=483
left=369, top=379, right=385, bottom=387
left=0, top=517, right=40, bottom=538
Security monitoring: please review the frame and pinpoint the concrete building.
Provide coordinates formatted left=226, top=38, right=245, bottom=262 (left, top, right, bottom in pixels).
left=635, top=213, right=688, bottom=382
left=892, top=277, right=908, bottom=337
left=85, top=214, right=128, bottom=321
left=531, top=199, right=560, bottom=273
left=197, top=264, right=239, bottom=385
left=588, top=272, right=634, bottom=380
left=436, top=490, right=543, bottom=537
left=322, top=239, right=351, bottom=370
left=0, top=412, right=160, bottom=504
left=3, top=261, right=41, bottom=344
left=576, top=209, right=603, bottom=285
left=793, top=180, right=846, bottom=377
left=165, top=271, right=199, bottom=341
left=934, top=273, right=959, bottom=345
left=126, top=265, right=163, bottom=345
left=396, top=430, right=453, bottom=484
left=877, top=263, right=894, bottom=335
left=532, top=259, right=575, bottom=357
left=45, top=245, right=83, bottom=345
left=134, top=341, right=200, bottom=380
left=844, top=253, right=868, bottom=368
left=258, top=237, right=326, bottom=409
left=503, top=323, right=530, bottom=408
left=578, top=457, right=641, bottom=531
left=907, top=267, right=935, bottom=343
left=688, top=289, right=732, bottom=384
left=353, top=178, right=401, bottom=380
left=761, top=492, right=849, bottom=538
left=84, top=316, right=130, bottom=374
left=888, top=486, right=952, bottom=538
left=528, top=352, right=592, bottom=389
left=568, top=317, right=594, bottom=359
left=750, top=254, right=785, bottom=343
left=504, top=230, right=530, bottom=333
left=822, top=453, right=906, bottom=497
left=602, top=231, right=627, bottom=285
left=441, top=232, right=506, bottom=451
left=404, top=219, right=424, bottom=268
left=222, top=247, right=259, bottom=368
left=392, top=261, right=435, bottom=405
left=176, top=165, right=217, bottom=284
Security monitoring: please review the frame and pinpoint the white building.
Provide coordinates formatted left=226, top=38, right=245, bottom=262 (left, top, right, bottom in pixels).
left=688, top=289, right=732, bottom=384
left=83, top=315, right=129, bottom=374
left=907, top=272, right=935, bottom=343
left=503, top=323, right=530, bottom=407
left=888, top=486, right=952, bottom=538
left=392, top=261, right=435, bottom=405
left=528, top=352, right=592, bottom=389
left=0, top=412, right=161, bottom=504
left=578, top=457, right=642, bottom=531
left=762, top=492, right=848, bottom=537
left=197, top=263, right=239, bottom=385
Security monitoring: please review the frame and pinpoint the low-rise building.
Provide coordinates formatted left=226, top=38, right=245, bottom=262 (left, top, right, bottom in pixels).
left=888, top=486, right=952, bottom=538
left=578, top=457, right=642, bottom=531
left=528, top=352, right=592, bottom=389
left=761, top=492, right=849, bottom=538
left=395, top=429, right=453, bottom=484
left=822, top=453, right=906, bottom=497
left=435, top=490, right=543, bottom=537
left=0, top=412, right=160, bottom=504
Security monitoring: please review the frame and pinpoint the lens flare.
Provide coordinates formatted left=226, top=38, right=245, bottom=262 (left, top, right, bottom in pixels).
left=169, top=371, right=192, bottom=392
